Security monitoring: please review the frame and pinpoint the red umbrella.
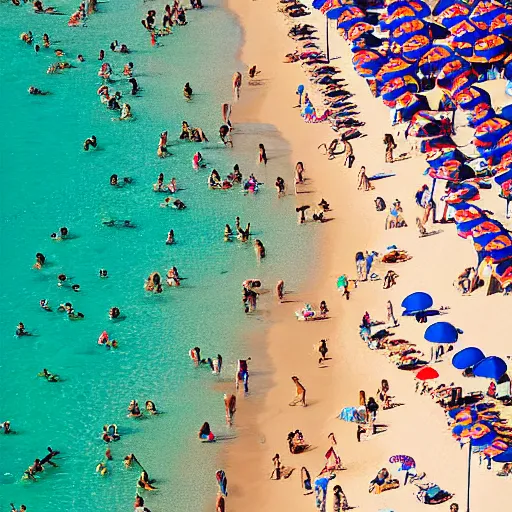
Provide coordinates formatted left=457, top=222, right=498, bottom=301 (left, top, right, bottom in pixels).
left=416, top=366, right=440, bottom=380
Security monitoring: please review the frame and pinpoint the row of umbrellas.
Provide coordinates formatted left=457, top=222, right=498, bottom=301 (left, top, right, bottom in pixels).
left=313, top=0, right=512, bottom=291
left=401, top=291, right=509, bottom=380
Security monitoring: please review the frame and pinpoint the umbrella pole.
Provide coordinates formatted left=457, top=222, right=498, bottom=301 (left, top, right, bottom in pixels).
left=326, top=17, right=330, bottom=63
left=466, top=438, right=472, bottom=512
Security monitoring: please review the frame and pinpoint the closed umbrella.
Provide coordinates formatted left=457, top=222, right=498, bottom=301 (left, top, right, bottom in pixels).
left=452, top=347, right=485, bottom=370
left=473, top=356, right=508, bottom=380
left=424, top=322, right=460, bottom=343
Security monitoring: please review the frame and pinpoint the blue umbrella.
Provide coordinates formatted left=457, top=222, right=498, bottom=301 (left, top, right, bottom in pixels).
left=493, top=447, right=512, bottom=463
left=312, top=0, right=330, bottom=9
left=473, top=356, right=508, bottom=380
left=424, top=321, right=460, bottom=343
left=452, top=347, right=485, bottom=370
left=401, top=291, right=433, bottom=314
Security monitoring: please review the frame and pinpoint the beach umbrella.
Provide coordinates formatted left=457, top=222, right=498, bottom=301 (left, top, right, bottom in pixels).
left=499, top=105, right=512, bottom=123
left=454, top=86, right=491, bottom=111
left=452, top=347, right=486, bottom=370
left=489, top=11, right=512, bottom=35
left=468, top=105, right=496, bottom=128
left=474, top=118, right=512, bottom=145
left=352, top=50, right=386, bottom=77
left=438, top=58, right=471, bottom=81
left=388, top=0, right=430, bottom=18
left=325, top=2, right=355, bottom=19
left=401, top=291, right=433, bottom=313
left=376, top=57, right=415, bottom=81
left=406, top=110, right=447, bottom=138
left=435, top=3, right=472, bottom=28
left=418, top=46, right=454, bottom=74
left=428, top=160, right=476, bottom=181
left=470, top=1, right=506, bottom=24
left=444, top=183, right=480, bottom=204
left=484, top=235, right=512, bottom=263
left=416, top=366, right=439, bottom=380
left=388, top=454, right=416, bottom=470
left=483, top=439, right=509, bottom=458
left=493, top=447, right=512, bottom=463
left=380, top=7, right=419, bottom=31
left=450, top=20, right=485, bottom=45
left=453, top=408, right=479, bottom=426
left=494, top=167, right=512, bottom=186
left=472, top=35, right=509, bottom=62
left=426, top=148, right=468, bottom=168
left=424, top=321, right=460, bottom=344
left=313, top=0, right=331, bottom=9
left=347, top=22, right=374, bottom=41
left=473, top=356, right=508, bottom=380
left=391, top=19, right=428, bottom=45
left=381, top=76, right=420, bottom=102
left=494, top=258, right=512, bottom=287
left=402, top=34, right=432, bottom=61
left=337, top=7, right=366, bottom=30
left=397, top=93, right=431, bottom=122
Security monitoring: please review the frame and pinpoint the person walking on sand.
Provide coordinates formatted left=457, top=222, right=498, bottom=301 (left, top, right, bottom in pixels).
left=386, top=300, right=398, bottom=327
left=384, top=133, right=397, bottom=163
left=340, top=136, right=354, bottom=168
left=333, top=485, right=350, bottom=512
left=289, top=376, right=307, bottom=406
left=216, top=493, right=225, bottom=512
left=366, top=396, right=379, bottom=434
left=301, top=466, right=313, bottom=494
left=276, top=279, right=284, bottom=301
left=315, top=473, right=336, bottom=512
left=270, top=453, right=282, bottom=480
left=357, top=166, right=374, bottom=191
left=355, top=251, right=367, bottom=282
left=224, top=393, right=236, bottom=426
left=318, top=339, right=328, bottom=363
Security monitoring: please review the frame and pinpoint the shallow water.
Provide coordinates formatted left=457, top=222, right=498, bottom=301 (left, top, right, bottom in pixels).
left=0, top=1, right=314, bottom=510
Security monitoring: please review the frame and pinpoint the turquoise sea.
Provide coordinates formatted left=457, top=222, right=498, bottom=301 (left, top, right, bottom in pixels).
left=0, top=1, right=313, bottom=510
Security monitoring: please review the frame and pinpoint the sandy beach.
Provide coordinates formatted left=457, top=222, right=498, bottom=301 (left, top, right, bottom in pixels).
left=222, top=1, right=511, bottom=511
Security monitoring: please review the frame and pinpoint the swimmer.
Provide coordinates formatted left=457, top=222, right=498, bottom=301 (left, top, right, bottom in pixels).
left=37, top=368, right=59, bottom=382
left=209, top=169, right=222, bottom=188
left=109, top=307, right=121, bottom=319
left=119, top=103, right=132, bottom=120
left=224, top=224, right=233, bottom=241
left=173, top=199, right=186, bottom=210
left=102, top=219, right=136, bottom=228
left=39, top=299, right=52, bottom=311
left=166, top=229, right=175, bottom=245
left=224, top=394, right=237, bottom=426
left=98, top=49, right=105, bottom=60
left=192, top=151, right=205, bottom=169
left=33, top=1, right=55, bottom=13
left=219, top=125, right=233, bottom=147
left=50, top=226, right=69, bottom=240
left=128, top=77, right=139, bottom=96
left=166, top=266, right=180, bottom=286
left=42, top=33, right=50, bottom=47
left=154, top=173, right=165, bottom=191
left=183, top=82, right=193, bottom=100
left=54, top=49, right=64, bottom=57
left=102, top=424, right=120, bottom=442
left=2, top=421, right=13, bottom=434
left=167, top=177, right=177, bottom=193
left=127, top=400, right=142, bottom=418
left=110, top=174, right=118, bottom=186
left=227, top=164, right=242, bottom=183
left=34, top=44, right=40, bottom=53
left=145, top=400, right=158, bottom=415
left=20, top=32, right=33, bottom=44
left=83, top=135, right=97, bottom=151
left=99, top=269, right=108, bottom=278
left=123, top=62, right=133, bottom=77
left=16, top=322, right=29, bottom=336
left=123, top=453, right=140, bottom=468
left=96, top=462, right=108, bottom=476
left=254, top=239, right=266, bottom=260
left=77, top=54, right=85, bottom=62
left=137, top=471, right=157, bottom=490
left=28, top=86, right=49, bottom=95
left=10, top=504, right=27, bottom=512
left=157, top=131, right=168, bottom=158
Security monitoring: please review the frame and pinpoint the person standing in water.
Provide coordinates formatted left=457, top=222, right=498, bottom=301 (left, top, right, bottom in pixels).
left=258, top=143, right=267, bottom=165
left=183, top=82, right=192, bottom=100
left=276, top=279, right=284, bottom=301
left=224, top=393, right=236, bottom=426
left=232, top=71, right=242, bottom=100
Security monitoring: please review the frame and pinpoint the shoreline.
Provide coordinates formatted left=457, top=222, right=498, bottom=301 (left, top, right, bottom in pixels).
left=222, top=1, right=510, bottom=511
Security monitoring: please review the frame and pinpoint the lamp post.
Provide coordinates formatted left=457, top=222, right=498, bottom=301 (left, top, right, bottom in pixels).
left=326, top=16, right=330, bottom=63
left=466, top=438, right=472, bottom=512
